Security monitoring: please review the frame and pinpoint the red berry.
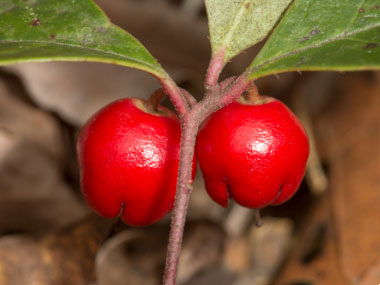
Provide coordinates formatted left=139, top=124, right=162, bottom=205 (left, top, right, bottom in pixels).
left=77, top=97, right=196, bottom=226
left=196, top=95, right=309, bottom=209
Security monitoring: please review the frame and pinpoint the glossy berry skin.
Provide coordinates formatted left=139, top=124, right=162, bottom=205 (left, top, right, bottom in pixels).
left=196, top=97, right=309, bottom=209
left=77, top=98, right=195, bottom=226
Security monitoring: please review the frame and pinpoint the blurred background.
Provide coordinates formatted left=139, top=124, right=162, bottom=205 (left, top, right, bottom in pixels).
left=0, top=0, right=379, bottom=284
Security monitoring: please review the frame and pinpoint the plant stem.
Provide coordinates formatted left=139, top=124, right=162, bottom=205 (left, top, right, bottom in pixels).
left=160, top=77, right=190, bottom=116
left=162, top=88, right=221, bottom=284
left=205, top=48, right=226, bottom=89
left=163, top=111, right=200, bottom=285
left=162, top=63, right=252, bottom=284
left=221, top=73, right=252, bottom=107
left=180, top=88, right=197, bottom=107
left=219, top=76, right=237, bottom=92
left=145, top=88, right=166, bottom=112
left=244, top=83, right=260, bottom=102
left=162, top=76, right=252, bottom=284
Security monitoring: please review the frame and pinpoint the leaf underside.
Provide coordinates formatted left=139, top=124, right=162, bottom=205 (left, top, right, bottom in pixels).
left=0, top=0, right=166, bottom=78
left=249, top=0, right=380, bottom=79
left=206, top=0, right=292, bottom=62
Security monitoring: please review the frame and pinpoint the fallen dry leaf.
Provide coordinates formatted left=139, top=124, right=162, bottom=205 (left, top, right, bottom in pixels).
left=0, top=216, right=111, bottom=285
left=0, top=76, right=88, bottom=233
left=276, top=72, right=380, bottom=284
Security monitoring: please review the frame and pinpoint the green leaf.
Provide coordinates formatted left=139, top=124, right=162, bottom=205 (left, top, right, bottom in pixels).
left=0, top=0, right=166, bottom=78
left=249, top=0, right=380, bottom=79
left=206, top=0, right=292, bottom=61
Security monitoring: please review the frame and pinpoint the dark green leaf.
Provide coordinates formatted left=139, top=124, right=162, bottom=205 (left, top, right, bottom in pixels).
left=0, top=0, right=166, bottom=78
left=249, top=0, right=380, bottom=79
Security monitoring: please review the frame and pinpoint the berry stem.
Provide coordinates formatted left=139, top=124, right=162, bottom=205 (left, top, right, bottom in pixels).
left=180, top=88, right=197, bottom=107
left=244, top=83, right=260, bottom=102
left=160, top=77, right=190, bottom=116
left=221, top=73, right=253, bottom=107
left=219, top=76, right=237, bottom=92
left=145, top=88, right=166, bottom=112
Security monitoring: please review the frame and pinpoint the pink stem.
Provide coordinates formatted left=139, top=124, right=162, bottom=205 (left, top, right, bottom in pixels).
left=163, top=112, right=200, bottom=285
left=205, top=48, right=226, bottom=89
left=219, top=76, right=237, bottom=92
left=221, top=73, right=252, bottom=107
left=180, top=88, right=197, bottom=107
left=163, top=66, right=252, bottom=285
left=160, top=77, right=190, bottom=116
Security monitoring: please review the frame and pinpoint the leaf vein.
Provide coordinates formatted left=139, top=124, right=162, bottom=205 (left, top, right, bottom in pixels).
left=221, top=0, right=250, bottom=52
left=251, top=21, right=380, bottom=75
left=346, top=0, right=366, bottom=31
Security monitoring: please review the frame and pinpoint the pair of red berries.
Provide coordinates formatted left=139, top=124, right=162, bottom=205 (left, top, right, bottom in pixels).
left=77, top=89, right=309, bottom=226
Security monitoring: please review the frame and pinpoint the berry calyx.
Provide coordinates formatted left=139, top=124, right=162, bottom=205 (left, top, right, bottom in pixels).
left=77, top=91, right=196, bottom=226
left=196, top=86, right=309, bottom=209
